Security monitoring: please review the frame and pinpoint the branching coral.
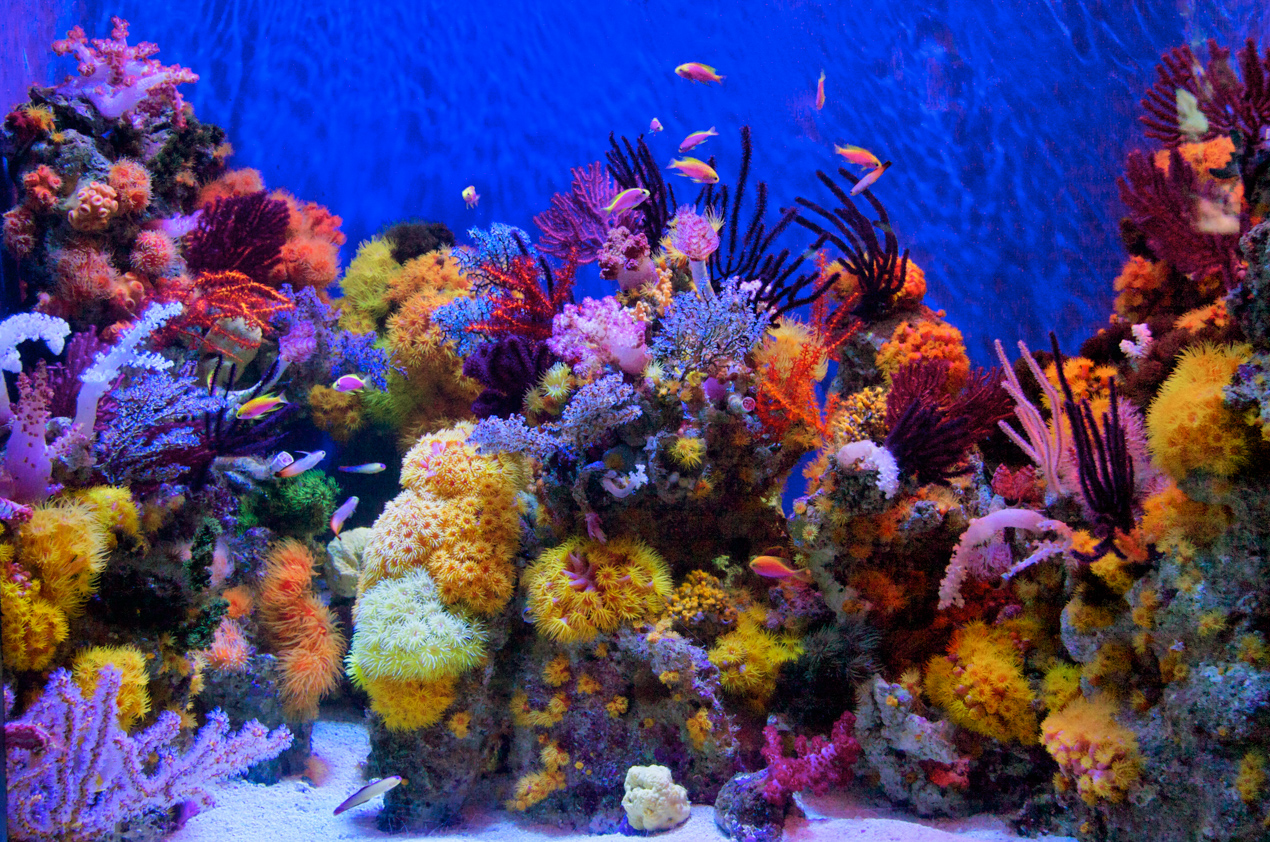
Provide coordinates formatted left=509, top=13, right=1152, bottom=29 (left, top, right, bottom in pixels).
left=183, top=192, right=290, bottom=285
left=1140, top=37, right=1270, bottom=149
left=533, top=161, right=635, bottom=262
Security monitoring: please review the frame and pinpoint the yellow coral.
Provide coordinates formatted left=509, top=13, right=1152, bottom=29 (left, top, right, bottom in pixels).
left=686, top=708, right=714, bottom=750
left=338, top=237, right=401, bottom=331
left=1113, top=256, right=1174, bottom=322
left=925, top=621, right=1038, bottom=744
left=447, top=710, right=472, bottom=738
left=754, top=320, right=829, bottom=381
left=69, top=486, right=140, bottom=547
left=511, top=690, right=571, bottom=728
left=606, top=696, right=629, bottom=718
left=71, top=645, right=151, bottom=729
left=307, top=385, right=365, bottom=441
left=17, top=501, right=110, bottom=615
left=1, top=573, right=69, bottom=672
left=668, top=436, right=706, bottom=470
left=1042, top=663, right=1083, bottom=713
left=876, top=319, right=970, bottom=393
left=1141, top=481, right=1231, bottom=550
left=708, top=608, right=802, bottom=709
left=1237, top=751, right=1268, bottom=804
left=663, top=570, right=738, bottom=631
left=525, top=536, right=673, bottom=644
left=827, top=256, right=926, bottom=311
left=1041, top=695, right=1142, bottom=804
left=542, top=655, right=571, bottom=687
left=358, top=673, right=456, bottom=731
left=1147, top=342, right=1254, bottom=480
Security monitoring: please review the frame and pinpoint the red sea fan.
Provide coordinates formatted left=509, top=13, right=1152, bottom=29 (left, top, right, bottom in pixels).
left=1117, top=148, right=1242, bottom=288
left=468, top=252, right=577, bottom=341
left=157, top=270, right=293, bottom=360
left=1141, top=38, right=1270, bottom=148
left=183, top=191, right=289, bottom=285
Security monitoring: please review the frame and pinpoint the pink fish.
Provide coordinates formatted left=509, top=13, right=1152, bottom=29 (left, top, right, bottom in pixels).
left=338, top=462, right=386, bottom=474
left=678, top=127, right=719, bottom=153
left=276, top=449, right=325, bottom=478
left=649, top=118, right=664, bottom=133
left=667, top=157, right=719, bottom=184
left=749, top=554, right=813, bottom=583
left=675, top=62, right=724, bottom=84
left=602, top=187, right=651, bottom=218
left=332, top=374, right=367, bottom=392
left=815, top=71, right=826, bottom=110
left=236, top=393, right=286, bottom=420
left=331, top=495, right=359, bottom=536
left=834, top=144, right=882, bottom=170
left=849, top=161, right=892, bottom=196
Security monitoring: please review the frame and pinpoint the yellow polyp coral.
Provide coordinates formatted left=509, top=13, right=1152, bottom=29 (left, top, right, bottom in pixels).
left=357, top=673, right=457, bottom=731
left=16, top=501, right=110, bottom=615
left=1174, top=299, right=1229, bottom=334
left=358, top=425, right=525, bottom=614
left=338, top=237, right=401, bottom=331
left=1, top=554, right=70, bottom=672
left=708, top=608, right=802, bottom=710
left=1141, top=481, right=1232, bottom=550
left=448, top=710, right=472, bottom=738
left=668, top=436, right=706, bottom=470
left=307, top=385, right=365, bottom=441
left=663, top=570, right=738, bottom=632
left=511, top=690, right=570, bottom=728
left=1237, top=751, right=1267, bottom=804
left=607, top=696, right=629, bottom=718
left=875, top=318, right=970, bottom=393
left=754, top=319, right=829, bottom=381
left=824, top=386, right=889, bottom=446
left=1043, top=356, right=1118, bottom=411
left=1041, top=695, right=1142, bottom=805
left=542, top=655, right=571, bottom=686
left=925, top=621, right=1038, bottom=744
left=827, top=256, right=926, bottom=311
left=1042, top=663, right=1083, bottom=713
left=1147, top=342, right=1255, bottom=480
left=1113, top=256, right=1174, bottom=321
left=524, top=536, right=673, bottom=644
left=68, top=486, right=140, bottom=547
left=506, top=743, right=571, bottom=811
left=347, top=569, right=486, bottom=688
left=686, top=708, right=714, bottom=750
left=71, top=645, right=151, bottom=729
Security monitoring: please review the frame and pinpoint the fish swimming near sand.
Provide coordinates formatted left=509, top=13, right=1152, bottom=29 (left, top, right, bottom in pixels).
left=333, top=775, right=403, bottom=816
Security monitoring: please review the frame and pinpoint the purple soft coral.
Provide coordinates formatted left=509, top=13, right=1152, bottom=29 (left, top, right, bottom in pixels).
left=534, top=162, right=640, bottom=262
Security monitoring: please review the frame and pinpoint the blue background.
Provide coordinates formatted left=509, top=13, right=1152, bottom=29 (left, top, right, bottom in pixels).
left=4, top=0, right=1268, bottom=362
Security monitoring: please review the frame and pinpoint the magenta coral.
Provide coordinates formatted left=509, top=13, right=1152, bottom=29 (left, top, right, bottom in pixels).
left=51, top=17, right=199, bottom=127
left=597, top=226, right=656, bottom=290
left=533, top=162, right=637, bottom=262
left=184, top=192, right=290, bottom=285
left=759, top=711, right=860, bottom=804
left=1140, top=38, right=1270, bottom=148
left=547, top=296, right=649, bottom=378
left=5, top=666, right=291, bottom=842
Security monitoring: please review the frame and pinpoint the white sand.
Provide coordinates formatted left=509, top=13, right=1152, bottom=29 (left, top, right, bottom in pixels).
left=168, top=721, right=1076, bottom=841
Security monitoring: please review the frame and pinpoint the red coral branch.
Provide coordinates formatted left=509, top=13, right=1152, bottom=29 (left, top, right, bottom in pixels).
left=1117, top=149, right=1242, bottom=288
left=1141, top=38, right=1270, bottom=148
left=469, top=253, right=577, bottom=341
left=158, top=270, right=294, bottom=360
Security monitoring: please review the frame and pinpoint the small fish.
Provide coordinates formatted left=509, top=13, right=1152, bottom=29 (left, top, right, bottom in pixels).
left=210, top=534, right=233, bottom=588
left=331, top=495, right=359, bottom=536
left=850, top=161, right=892, bottom=196
left=749, top=554, right=813, bottom=583
left=815, top=70, right=826, bottom=110
left=462, top=185, right=480, bottom=209
left=236, top=393, right=286, bottom=420
left=331, top=374, right=367, bottom=393
left=649, top=117, right=664, bottom=133
left=679, top=127, right=719, bottom=153
left=834, top=144, right=882, bottom=170
left=333, top=775, right=404, bottom=816
left=675, top=62, right=725, bottom=84
left=276, top=449, right=325, bottom=478
left=338, top=462, right=386, bottom=474
left=667, top=156, right=719, bottom=184
left=602, top=187, right=651, bottom=218
left=268, top=451, right=295, bottom=474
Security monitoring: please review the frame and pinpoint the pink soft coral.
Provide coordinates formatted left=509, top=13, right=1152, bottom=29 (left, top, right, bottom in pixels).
left=52, top=17, right=199, bottom=127
left=759, top=711, right=861, bottom=804
left=547, top=296, right=649, bottom=378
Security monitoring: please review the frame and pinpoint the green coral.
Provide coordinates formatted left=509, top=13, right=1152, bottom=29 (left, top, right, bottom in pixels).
left=338, top=238, right=401, bottom=333
left=241, top=471, right=340, bottom=538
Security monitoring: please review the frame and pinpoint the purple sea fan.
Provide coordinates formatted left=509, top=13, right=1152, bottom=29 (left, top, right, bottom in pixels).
left=184, top=192, right=289, bottom=285
left=5, top=666, right=292, bottom=842
left=533, top=162, right=639, bottom=262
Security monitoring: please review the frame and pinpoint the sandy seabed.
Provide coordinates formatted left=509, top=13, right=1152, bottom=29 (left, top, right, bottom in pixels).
left=168, top=721, right=1078, bottom=842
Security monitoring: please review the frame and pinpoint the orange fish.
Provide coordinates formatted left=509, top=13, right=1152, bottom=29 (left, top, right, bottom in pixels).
left=815, top=70, right=826, bottom=110
left=667, top=156, right=719, bottom=184
left=849, top=161, right=892, bottom=196
left=749, top=553, right=813, bottom=583
left=675, top=62, right=725, bottom=84
left=834, top=144, right=882, bottom=169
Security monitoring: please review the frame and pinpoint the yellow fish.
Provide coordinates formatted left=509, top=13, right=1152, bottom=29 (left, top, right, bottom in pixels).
left=749, top=553, right=813, bottom=583
left=667, top=156, right=719, bottom=184
left=462, top=185, right=480, bottom=209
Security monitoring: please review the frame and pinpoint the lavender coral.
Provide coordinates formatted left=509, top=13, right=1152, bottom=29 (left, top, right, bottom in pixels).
left=533, top=162, right=635, bottom=262
left=5, top=666, right=291, bottom=842
left=651, top=277, right=771, bottom=376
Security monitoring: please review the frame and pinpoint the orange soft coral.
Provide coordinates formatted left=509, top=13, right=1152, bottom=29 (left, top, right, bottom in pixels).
left=1041, top=695, right=1141, bottom=804
left=67, top=181, right=119, bottom=232
left=107, top=159, right=152, bottom=214
left=197, top=168, right=265, bottom=207
left=204, top=617, right=253, bottom=672
left=876, top=319, right=970, bottom=393
left=258, top=540, right=346, bottom=718
left=22, top=165, right=63, bottom=211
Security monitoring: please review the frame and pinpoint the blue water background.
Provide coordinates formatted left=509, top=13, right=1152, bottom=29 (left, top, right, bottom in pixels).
left=6, top=0, right=1270, bottom=362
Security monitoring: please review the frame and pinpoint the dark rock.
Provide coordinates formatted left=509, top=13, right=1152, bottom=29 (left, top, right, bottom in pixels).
left=714, top=771, right=785, bottom=842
